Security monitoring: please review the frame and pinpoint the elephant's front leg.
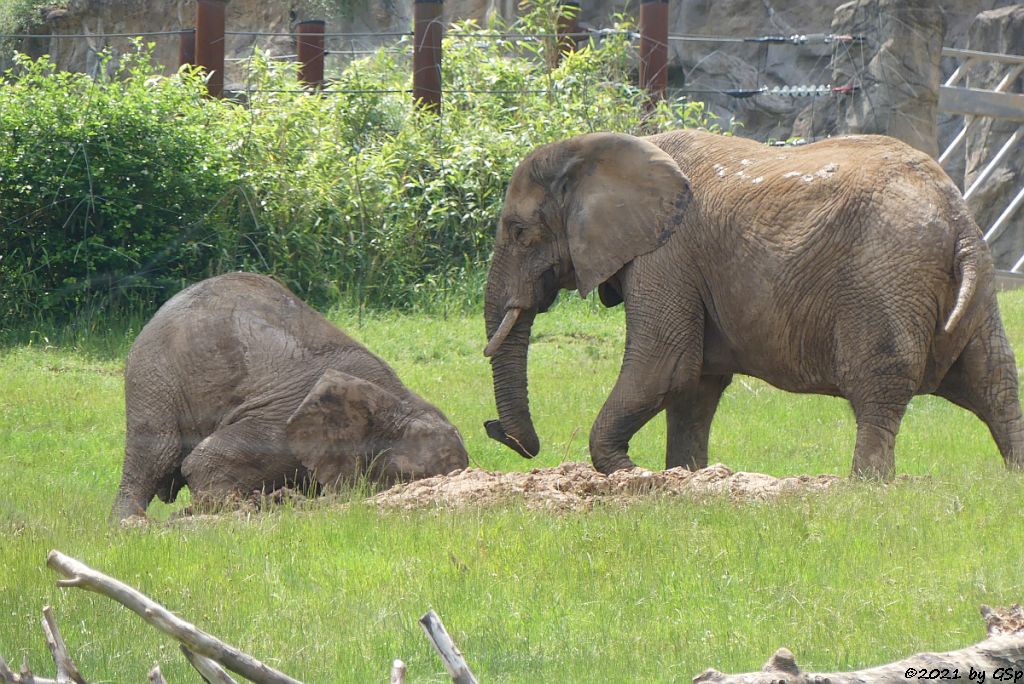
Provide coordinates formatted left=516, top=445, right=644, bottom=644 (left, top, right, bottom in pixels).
left=181, top=419, right=306, bottom=505
left=589, top=351, right=701, bottom=474
left=665, top=374, right=732, bottom=470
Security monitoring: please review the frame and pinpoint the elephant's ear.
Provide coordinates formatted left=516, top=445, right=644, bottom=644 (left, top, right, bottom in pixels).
left=285, top=368, right=400, bottom=488
left=556, top=133, right=692, bottom=298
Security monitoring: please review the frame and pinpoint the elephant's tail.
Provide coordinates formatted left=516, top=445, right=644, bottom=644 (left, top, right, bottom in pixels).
left=944, top=225, right=980, bottom=334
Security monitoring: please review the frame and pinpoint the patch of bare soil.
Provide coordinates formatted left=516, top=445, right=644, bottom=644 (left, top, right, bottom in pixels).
left=368, top=462, right=842, bottom=512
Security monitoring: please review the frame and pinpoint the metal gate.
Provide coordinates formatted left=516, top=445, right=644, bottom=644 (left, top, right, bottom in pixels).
left=938, top=47, right=1024, bottom=277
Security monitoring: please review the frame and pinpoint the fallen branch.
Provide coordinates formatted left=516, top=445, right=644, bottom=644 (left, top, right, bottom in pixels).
left=181, top=646, right=240, bottom=684
left=0, top=605, right=88, bottom=684
left=1, top=657, right=56, bottom=684
left=40, top=606, right=85, bottom=684
left=419, top=610, right=478, bottom=684
left=390, top=659, right=407, bottom=684
left=694, top=604, right=1024, bottom=683
left=46, top=550, right=303, bottom=684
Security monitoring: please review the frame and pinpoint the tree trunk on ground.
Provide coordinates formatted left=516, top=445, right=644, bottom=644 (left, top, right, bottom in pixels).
left=694, top=604, right=1024, bottom=683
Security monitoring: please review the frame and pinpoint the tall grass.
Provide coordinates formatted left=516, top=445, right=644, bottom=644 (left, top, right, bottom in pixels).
left=1, top=290, right=1023, bottom=681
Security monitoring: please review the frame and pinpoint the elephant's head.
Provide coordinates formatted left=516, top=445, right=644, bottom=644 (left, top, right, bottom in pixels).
left=483, top=132, right=692, bottom=458
left=286, top=369, right=468, bottom=488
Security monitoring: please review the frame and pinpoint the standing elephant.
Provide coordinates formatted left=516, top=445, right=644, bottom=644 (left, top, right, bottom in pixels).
left=112, top=272, right=467, bottom=521
left=483, top=129, right=1024, bottom=478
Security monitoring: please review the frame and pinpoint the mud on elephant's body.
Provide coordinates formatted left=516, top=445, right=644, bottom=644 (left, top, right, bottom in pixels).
left=484, top=129, right=1024, bottom=478
left=112, top=272, right=467, bottom=521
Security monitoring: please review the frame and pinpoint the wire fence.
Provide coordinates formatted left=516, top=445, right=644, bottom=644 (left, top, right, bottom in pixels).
left=1, top=16, right=869, bottom=123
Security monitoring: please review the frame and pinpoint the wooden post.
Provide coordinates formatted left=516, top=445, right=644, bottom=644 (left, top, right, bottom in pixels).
left=639, top=0, right=668, bottom=102
left=556, top=0, right=581, bottom=64
left=413, top=0, right=443, bottom=113
left=296, top=20, right=326, bottom=89
left=195, top=0, right=229, bottom=97
left=178, top=28, right=196, bottom=69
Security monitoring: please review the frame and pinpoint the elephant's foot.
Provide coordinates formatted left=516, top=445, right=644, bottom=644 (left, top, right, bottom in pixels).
left=591, top=452, right=638, bottom=475
left=850, top=422, right=898, bottom=480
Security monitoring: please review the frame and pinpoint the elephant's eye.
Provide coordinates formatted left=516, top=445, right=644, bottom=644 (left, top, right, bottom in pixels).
left=506, top=221, right=525, bottom=243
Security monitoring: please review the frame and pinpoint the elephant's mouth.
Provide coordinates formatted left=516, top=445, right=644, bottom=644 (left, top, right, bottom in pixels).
left=483, top=268, right=561, bottom=358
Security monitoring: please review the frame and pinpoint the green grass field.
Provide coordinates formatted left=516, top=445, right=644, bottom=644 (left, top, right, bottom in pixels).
left=2, top=290, right=1024, bottom=682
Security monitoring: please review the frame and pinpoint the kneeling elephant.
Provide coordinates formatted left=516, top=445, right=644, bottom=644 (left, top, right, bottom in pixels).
left=112, top=272, right=467, bottom=521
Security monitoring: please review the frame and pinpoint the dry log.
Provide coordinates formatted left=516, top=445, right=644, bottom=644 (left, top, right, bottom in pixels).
left=39, top=607, right=85, bottom=684
left=418, top=610, right=478, bottom=684
left=0, top=657, right=58, bottom=684
left=694, top=604, right=1024, bottom=684
left=46, top=550, right=303, bottom=684
left=181, top=646, right=240, bottom=684
left=147, top=665, right=168, bottom=684
left=390, top=659, right=407, bottom=684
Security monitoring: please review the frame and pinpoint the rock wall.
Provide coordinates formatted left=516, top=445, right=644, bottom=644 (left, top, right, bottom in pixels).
left=831, top=0, right=945, bottom=157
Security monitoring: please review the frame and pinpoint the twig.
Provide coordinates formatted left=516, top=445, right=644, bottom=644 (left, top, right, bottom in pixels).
left=418, top=611, right=478, bottom=684
left=39, top=607, right=86, bottom=684
left=0, top=657, right=58, bottom=684
left=181, top=646, right=240, bottom=684
left=390, top=659, right=406, bottom=684
left=46, top=550, right=303, bottom=684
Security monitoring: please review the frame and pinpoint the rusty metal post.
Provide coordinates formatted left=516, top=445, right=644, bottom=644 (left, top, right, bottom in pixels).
left=556, top=0, right=581, bottom=64
left=178, top=28, right=196, bottom=69
left=413, top=0, right=443, bottom=113
left=639, top=0, right=668, bottom=102
left=195, top=0, right=228, bottom=97
left=296, top=20, right=326, bottom=89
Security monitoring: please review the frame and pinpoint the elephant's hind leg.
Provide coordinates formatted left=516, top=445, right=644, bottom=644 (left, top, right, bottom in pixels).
left=848, top=393, right=911, bottom=479
left=113, top=412, right=182, bottom=521
left=181, top=419, right=307, bottom=506
left=934, top=318, right=1024, bottom=469
left=665, top=374, right=732, bottom=470
left=839, top=310, right=930, bottom=479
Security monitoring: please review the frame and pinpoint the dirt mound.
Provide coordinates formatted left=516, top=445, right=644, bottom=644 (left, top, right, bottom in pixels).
left=369, top=462, right=842, bottom=512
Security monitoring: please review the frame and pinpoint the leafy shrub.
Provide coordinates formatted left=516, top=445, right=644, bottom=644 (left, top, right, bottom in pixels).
left=0, top=3, right=722, bottom=326
left=0, top=49, right=238, bottom=321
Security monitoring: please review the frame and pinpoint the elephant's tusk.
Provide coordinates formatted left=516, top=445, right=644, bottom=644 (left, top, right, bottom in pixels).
left=483, top=308, right=522, bottom=357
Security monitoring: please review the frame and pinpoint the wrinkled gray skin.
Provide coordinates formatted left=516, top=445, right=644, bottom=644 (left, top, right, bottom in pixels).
left=483, top=129, right=1024, bottom=478
left=113, top=272, right=467, bottom=521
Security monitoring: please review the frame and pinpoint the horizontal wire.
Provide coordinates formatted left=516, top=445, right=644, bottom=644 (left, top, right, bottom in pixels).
left=0, top=29, right=192, bottom=39
left=225, top=30, right=412, bottom=38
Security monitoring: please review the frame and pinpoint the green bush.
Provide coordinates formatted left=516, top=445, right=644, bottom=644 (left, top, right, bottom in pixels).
left=0, top=49, right=238, bottom=320
left=0, top=4, right=722, bottom=326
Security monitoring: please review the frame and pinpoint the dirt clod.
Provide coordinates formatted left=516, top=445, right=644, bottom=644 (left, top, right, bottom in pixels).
left=369, top=462, right=842, bottom=512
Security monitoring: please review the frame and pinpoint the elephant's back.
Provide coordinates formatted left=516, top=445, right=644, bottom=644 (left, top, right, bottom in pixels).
left=124, top=273, right=372, bottom=433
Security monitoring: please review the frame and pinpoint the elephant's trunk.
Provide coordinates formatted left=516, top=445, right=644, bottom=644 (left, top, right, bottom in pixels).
left=484, top=273, right=541, bottom=459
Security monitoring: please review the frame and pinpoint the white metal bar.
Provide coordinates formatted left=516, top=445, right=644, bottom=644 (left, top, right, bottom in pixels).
left=963, top=126, right=1024, bottom=201
left=985, top=183, right=1024, bottom=244
left=943, top=47, right=1024, bottom=65
left=943, top=58, right=977, bottom=88
left=939, top=125, right=969, bottom=166
left=1010, top=247, right=1024, bottom=273
left=939, top=86, right=1024, bottom=120
left=938, top=64, right=1024, bottom=166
